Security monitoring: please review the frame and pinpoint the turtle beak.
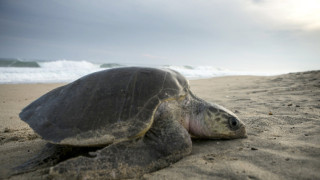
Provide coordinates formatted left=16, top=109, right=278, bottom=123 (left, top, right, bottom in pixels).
left=237, top=125, right=247, bottom=138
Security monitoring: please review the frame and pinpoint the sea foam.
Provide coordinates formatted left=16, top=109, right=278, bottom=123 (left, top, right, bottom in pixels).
left=0, top=60, right=100, bottom=83
left=0, top=59, right=277, bottom=84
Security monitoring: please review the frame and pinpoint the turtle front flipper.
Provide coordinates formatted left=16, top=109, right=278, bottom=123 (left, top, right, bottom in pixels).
left=49, top=118, right=192, bottom=179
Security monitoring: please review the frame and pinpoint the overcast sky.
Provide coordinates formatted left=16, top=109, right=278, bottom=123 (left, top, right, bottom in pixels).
left=0, top=0, right=319, bottom=72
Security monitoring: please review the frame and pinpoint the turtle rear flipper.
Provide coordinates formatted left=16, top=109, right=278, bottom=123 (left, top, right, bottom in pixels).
left=12, top=143, right=102, bottom=176
left=49, top=117, right=192, bottom=179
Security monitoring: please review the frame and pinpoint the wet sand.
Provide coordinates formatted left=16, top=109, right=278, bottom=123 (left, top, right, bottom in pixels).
left=0, top=71, right=319, bottom=179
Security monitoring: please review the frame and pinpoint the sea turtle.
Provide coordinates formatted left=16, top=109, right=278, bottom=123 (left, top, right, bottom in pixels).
left=16, top=67, right=246, bottom=179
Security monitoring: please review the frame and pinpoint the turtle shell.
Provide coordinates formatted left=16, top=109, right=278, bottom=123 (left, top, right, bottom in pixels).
left=19, top=67, right=189, bottom=146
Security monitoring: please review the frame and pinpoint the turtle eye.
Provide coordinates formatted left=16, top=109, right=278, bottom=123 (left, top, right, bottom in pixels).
left=228, top=117, right=239, bottom=130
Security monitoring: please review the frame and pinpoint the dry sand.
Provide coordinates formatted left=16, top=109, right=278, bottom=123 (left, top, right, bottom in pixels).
left=0, top=71, right=319, bottom=179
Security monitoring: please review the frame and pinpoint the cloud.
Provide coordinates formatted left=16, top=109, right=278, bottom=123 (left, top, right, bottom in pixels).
left=0, top=0, right=319, bottom=72
left=245, top=0, right=320, bottom=31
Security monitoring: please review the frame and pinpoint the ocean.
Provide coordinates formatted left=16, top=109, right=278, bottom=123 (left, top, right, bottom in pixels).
left=0, top=59, right=279, bottom=84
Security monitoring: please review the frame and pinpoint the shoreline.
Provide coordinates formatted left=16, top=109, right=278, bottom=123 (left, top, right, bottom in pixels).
left=1, top=71, right=320, bottom=179
left=2, top=60, right=307, bottom=84
left=1, top=69, right=318, bottom=85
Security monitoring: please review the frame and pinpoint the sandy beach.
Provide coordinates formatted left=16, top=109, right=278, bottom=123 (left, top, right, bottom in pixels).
left=0, top=71, right=319, bottom=179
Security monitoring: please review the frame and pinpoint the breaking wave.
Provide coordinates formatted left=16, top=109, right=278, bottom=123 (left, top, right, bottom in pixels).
left=0, top=59, right=276, bottom=84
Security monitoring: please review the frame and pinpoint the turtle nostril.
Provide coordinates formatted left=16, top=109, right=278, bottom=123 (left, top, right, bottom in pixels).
left=228, top=117, right=239, bottom=130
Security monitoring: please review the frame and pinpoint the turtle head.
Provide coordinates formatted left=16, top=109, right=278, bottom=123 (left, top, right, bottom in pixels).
left=189, top=102, right=247, bottom=139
